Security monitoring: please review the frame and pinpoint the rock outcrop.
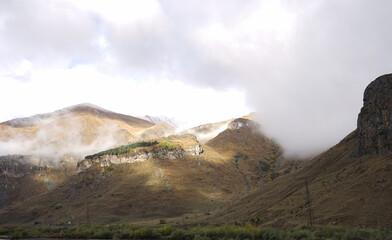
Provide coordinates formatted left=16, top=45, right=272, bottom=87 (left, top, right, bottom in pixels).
left=77, top=134, right=204, bottom=171
left=356, top=73, right=392, bottom=156
left=77, top=148, right=185, bottom=171
left=228, top=118, right=260, bottom=130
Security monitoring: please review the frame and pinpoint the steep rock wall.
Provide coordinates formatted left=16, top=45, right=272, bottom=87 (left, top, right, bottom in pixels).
left=356, top=73, right=392, bottom=155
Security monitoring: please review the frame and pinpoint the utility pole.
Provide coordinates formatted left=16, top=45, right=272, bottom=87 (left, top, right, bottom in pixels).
left=305, top=178, right=313, bottom=227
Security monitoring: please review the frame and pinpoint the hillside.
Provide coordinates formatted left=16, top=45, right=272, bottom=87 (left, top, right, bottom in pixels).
left=0, top=135, right=251, bottom=226
left=207, top=118, right=282, bottom=189
left=0, top=104, right=175, bottom=209
left=210, top=74, right=392, bottom=229
left=211, top=130, right=391, bottom=229
left=0, top=111, right=300, bottom=226
left=0, top=155, right=74, bottom=208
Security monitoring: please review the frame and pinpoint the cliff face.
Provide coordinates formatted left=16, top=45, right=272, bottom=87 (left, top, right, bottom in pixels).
left=77, top=148, right=185, bottom=171
left=356, top=73, right=392, bottom=156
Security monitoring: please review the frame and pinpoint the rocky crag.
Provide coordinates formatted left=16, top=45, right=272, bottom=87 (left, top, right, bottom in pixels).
left=77, top=134, right=204, bottom=171
left=356, top=73, right=392, bottom=156
left=228, top=118, right=260, bottom=130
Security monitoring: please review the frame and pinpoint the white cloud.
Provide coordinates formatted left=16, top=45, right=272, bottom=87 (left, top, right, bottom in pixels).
left=0, top=65, right=251, bottom=127
left=1, top=0, right=392, bottom=156
left=67, top=0, right=162, bottom=25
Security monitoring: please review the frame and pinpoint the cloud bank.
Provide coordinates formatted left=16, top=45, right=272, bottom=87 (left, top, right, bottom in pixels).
left=1, top=0, right=392, bottom=155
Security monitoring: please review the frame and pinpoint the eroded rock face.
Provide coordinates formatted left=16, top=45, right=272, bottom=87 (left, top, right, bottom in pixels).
left=356, top=73, right=392, bottom=156
left=183, top=143, right=203, bottom=156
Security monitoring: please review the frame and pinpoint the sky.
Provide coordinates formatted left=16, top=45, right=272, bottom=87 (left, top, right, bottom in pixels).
left=1, top=0, right=392, bottom=156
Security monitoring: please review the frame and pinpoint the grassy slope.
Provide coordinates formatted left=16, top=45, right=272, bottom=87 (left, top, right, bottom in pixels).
left=0, top=156, right=75, bottom=208
left=206, top=126, right=282, bottom=189
left=0, top=107, right=162, bottom=209
left=0, top=139, right=250, bottom=226
left=211, top=130, right=392, bottom=229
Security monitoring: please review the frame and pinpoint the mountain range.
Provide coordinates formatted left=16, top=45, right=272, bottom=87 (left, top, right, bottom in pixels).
left=0, top=74, right=391, bottom=231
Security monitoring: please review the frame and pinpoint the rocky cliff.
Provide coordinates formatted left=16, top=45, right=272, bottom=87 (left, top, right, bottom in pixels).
left=356, top=73, right=392, bottom=155
left=77, top=134, right=204, bottom=171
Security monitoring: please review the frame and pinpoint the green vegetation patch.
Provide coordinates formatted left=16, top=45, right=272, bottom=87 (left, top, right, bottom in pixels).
left=54, top=203, right=62, bottom=209
left=234, top=152, right=248, bottom=160
left=85, top=141, right=158, bottom=159
left=259, top=160, right=270, bottom=171
left=158, top=141, right=176, bottom=150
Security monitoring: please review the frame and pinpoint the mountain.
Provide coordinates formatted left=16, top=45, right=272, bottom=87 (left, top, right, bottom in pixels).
left=6, top=76, right=391, bottom=231
left=0, top=104, right=175, bottom=208
left=210, top=74, right=392, bottom=229
left=0, top=113, right=286, bottom=226
left=2, top=103, right=153, bottom=129
left=0, top=103, right=155, bottom=161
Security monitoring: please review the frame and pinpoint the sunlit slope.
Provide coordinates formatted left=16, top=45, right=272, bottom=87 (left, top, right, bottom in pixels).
left=0, top=135, right=250, bottom=225
left=212, top=130, right=392, bottom=229
left=0, top=113, right=295, bottom=226
left=0, top=104, right=160, bottom=159
left=0, top=104, right=175, bottom=209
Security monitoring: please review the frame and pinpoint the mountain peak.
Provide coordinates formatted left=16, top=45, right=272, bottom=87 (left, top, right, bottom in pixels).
left=228, top=118, right=260, bottom=130
left=62, top=103, right=111, bottom=113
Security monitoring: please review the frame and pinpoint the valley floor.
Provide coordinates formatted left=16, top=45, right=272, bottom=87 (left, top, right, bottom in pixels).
left=0, top=222, right=391, bottom=239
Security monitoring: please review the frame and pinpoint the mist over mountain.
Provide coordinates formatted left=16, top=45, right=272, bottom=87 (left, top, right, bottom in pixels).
left=0, top=104, right=245, bottom=163
left=0, top=104, right=155, bottom=162
left=140, top=115, right=180, bottom=128
left=1, top=1, right=392, bottom=235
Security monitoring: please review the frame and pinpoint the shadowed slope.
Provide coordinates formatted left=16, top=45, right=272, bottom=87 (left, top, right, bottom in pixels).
left=213, top=131, right=392, bottom=229
left=207, top=118, right=282, bottom=189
